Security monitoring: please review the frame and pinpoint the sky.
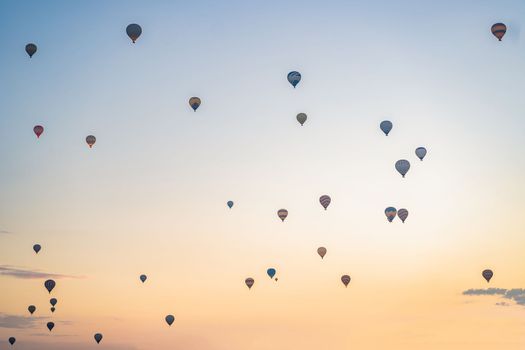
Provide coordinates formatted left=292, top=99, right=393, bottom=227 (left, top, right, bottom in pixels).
left=1, top=0, right=525, bottom=349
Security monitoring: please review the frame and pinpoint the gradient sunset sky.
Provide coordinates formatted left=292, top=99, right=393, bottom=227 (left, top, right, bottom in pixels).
left=1, top=0, right=525, bottom=349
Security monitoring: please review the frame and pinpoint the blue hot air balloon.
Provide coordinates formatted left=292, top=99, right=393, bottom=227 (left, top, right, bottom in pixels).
left=267, top=268, right=276, bottom=279
left=94, top=333, right=103, bottom=344
left=33, top=244, right=41, bottom=254
left=47, top=322, right=55, bottom=331
left=380, top=121, right=393, bottom=136
left=227, top=201, right=234, bottom=209
left=9, top=337, right=16, bottom=345
left=165, top=315, right=175, bottom=326
left=287, top=71, right=301, bottom=88
left=140, top=274, right=147, bottom=283
left=415, top=147, right=427, bottom=161
left=395, top=160, right=410, bottom=178
left=44, top=279, right=56, bottom=293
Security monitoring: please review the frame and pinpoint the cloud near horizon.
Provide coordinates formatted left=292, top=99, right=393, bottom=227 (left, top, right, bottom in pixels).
left=0, top=314, right=48, bottom=329
left=0, top=265, right=84, bottom=280
left=463, top=288, right=525, bottom=306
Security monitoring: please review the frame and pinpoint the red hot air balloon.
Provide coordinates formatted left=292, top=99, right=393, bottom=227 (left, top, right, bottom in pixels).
left=245, top=277, right=254, bottom=289
left=86, top=135, right=96, bottom=148
left=33, top=125, right=44, bottom=138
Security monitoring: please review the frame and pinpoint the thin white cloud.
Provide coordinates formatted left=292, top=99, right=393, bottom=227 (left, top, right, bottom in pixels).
left=0, top=265, right=84, bottom=280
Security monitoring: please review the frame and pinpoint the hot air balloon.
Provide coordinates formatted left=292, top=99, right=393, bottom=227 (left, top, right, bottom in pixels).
left=47, top=322, right=55, bottom=331
left=94, top=333, right=103, bottom=344
left=491, top=23, right=507, bottom=41
left=415, top=147, right=427, bottom=161
left=380, top=120, right=393, bottom=136
left=33, top=244, right=41, bottom=254
left=395, top=159, right=410, bottom=178
left=227, top=201, right=234, bottom=209
left=317, top=247, right=327, bottom=259
left=28, top=305, right=36, bottom=315
left=341, top=275, right=351, bottom=287
left=319, top=195, right=331, bottom=210
left=140, top=274, right=147, bottom=283
left=277, top=209, right=288, bottom=222
left=397, top=208, right=409, bottom=223
left=385, top=207, right=397, bottom=222
left=126, top=24, right=142, bottom=43
left=267, top=268, right=276, bottom=279
left=9, top=337, right=16, bottom=345
left=296, top=113, right=307, bottom=126
left=86, top=135, right=96, bottom=148
left=165, top=315, right=175, bottom=326
left=482, top=269, right=493, bottom=282
left=189, top=97, right=201, bottom=111
left=25, top=43, right=37, bottom=58
left=245, top=277, right=254, bottom=289
left=50, top=307, right=56, bottom=313
left=287, top=71, right=301, bottom=88
left=33, top=125, right=44, bottom=138
left=50, top=298, right=57, bottom=307
left=44, top=279, right=55, bottom=293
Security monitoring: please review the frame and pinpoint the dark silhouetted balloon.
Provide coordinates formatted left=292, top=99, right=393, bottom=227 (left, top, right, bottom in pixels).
left=189, top=97, right=201, bottom=111
left=319, top=195, right=331, bottom=210
left=341, top=275, right=351, bottom=287
left=9, top=337, right=16, bottom=345
left=28, top=305, right=36, bottom=315
left=33, top=244, right=41, bottom=254
left=287, top=71, right=301, bottom=88
left=165, top=315, right=175, bottom=326
left=277, top=209, right=288, bottom=222
left=267, top=268, right=276, bottom=279
left=380, top=120, right=392, bottom=136
left=397, top=208, right=409, bottom=223
left=245, top=277, right=254, bottom=289
left=395, top=160, right=410, bottom=178
left=44, top=279, right=55, bottom=293
left=47, top=322, right=55, bottom=331
left=482, top=269, right=493, bottom=282
left=415, top=147, right=427, bottom=161
left=50, top=298, right=57, bottom=307
left=50, top=307, right=56, bottom=313
left=25, top=43, right=37, bottom=58
left=140, top=274, right=147, bottom=283
left=491, top=23, right=507, bottom=41
left=317, top=247, right=327, bottom=259
left=227, top=201, right=234, bottom=209
left=33, top=125, right=44, bottom=138
left=94, top=333, right=103, bottom=344
left=126, top=24, right=142, bottom=43
left=86, top=135, right=96, bottom=148
left=296, top=113, right=307, bottom=126
left=385, top=207, right=397, bottom=222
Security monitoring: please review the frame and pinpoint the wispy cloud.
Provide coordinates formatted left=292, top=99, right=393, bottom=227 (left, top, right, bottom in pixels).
left=0, top=265, right=83, bottom=280
left=0, top=229, right=12, bottom=234
left=1, top=342, right=138, bottom=350
left=0, top=314, right=47, bottom=329
left=463, top=288, right=525, bottom=306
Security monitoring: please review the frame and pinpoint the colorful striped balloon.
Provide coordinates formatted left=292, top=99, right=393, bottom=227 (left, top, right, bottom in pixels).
left=287, top=71, right=301, bottom=88
left=385, top=207, right=397, bottom=222
left=319, top=195, right=331, bottom=210
left=189, top=97, right=201, bottom=111
left=397, top=208, right=409, bottom=223
left=491, top=23, right=507, bottom=41
left=277, top=209, right=288, bottom=222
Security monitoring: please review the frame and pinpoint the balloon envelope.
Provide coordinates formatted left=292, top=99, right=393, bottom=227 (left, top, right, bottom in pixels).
left=415, top=147, right=427, bottom=161
left=482, top=269, right=493, bottom=282
left=9, top=337, right=16, bottom=345
left=28, top=305, right=36, bottom=315
left=341, top=275, right=351, bottom=287
left=491, top=23, right=507, bottom=41
left=44, top=279, right=56, bottom=293
left=50, top=298, right=57, bottom=306
left=267, top=268, right=276, bottom=279
left=385, top=207, right=397, bottom=222
left=319, top=195, right=331, bottom=210
left=33, top=244, right=41, bottom=254
left=277, top=209, right=288, bottom=222
left=94, top=333, right=103, bottom=344
left=317, top=247, right=327, bottom=259
left=140, top=274, right=147, bottom=283
left=50, top=307, right=55, bottom=313
left=245, top=277, right=254, bottom=289
left=227, top=201, right=234, bottom=209
left=86, top=135, right=96, bottom=148
left=397, top=208, right=409, bottom=223
left=189, top=97, right=201, bottom=111
left=33, top=125, right=44, bottom=138
left=296, top=113, right=307, bottom=126
left=25, top=43, right=37, bottom=58
left=126, top=24, right=142, bottom=43
left=165, top=314, right=175, bottom=326
left=380, top=120, right=393, bottom=136
left=395, top=160, right=410, bottom=178
left=47, top=322, right=55, bottom=331
left=287, top=71, right=301, bottom=88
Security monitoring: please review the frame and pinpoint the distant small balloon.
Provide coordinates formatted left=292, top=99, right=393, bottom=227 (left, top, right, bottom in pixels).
left=28, top=305, right=36, bottom=315
left=341, top=275, right=351, bottom=287
left=165, top=314, right=175, bottom=326
left=86, top=135, right=96, bottom=148
left=482, top=269, right=494, bottom=283
left=491, top=23, right=507, bottom=41
left=397, top=208, right=409, bottom=223
left=140, top=274, right=147, bottom=283
left=33, top=125, right=44, bottom=138
left=50, top=298, right=57, bottom=307
left=380, top=120, right=393, bottom=136
left=44, top=279, right=56, bottom=293
left=50, top=307, right=56, bottom=313
left=94, top=333, right=103, bottom=344
left=47, top=322, right=55, bottom=331
left=267, top=268, right=276, bottom=279
left=9, top=337, right=16, bottom=345
left=319, top=195, right=331, bottom=210
left=317, top=247, right=327, bottom=259
left=415, top=147, right=427, bottom=161
left=33, top=244, right=41, bottom=254
left=296, top=113, right=307, bottom=126
left=395, top=159, right=410, bottom=178
left=287, top=71, right=301, bottom=88
left=227, top=201, right=234, bottom=209
left=25, top=43, right=37, bottom=58
left=245, top=277, right=254, bottom=289
left=385, top=207, right=397, bottom=223
left=189, top=97, right=201, bottom=111
left=126, top=24, right=142, bottom=43
left=277, top=209, right=288, bottom=222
